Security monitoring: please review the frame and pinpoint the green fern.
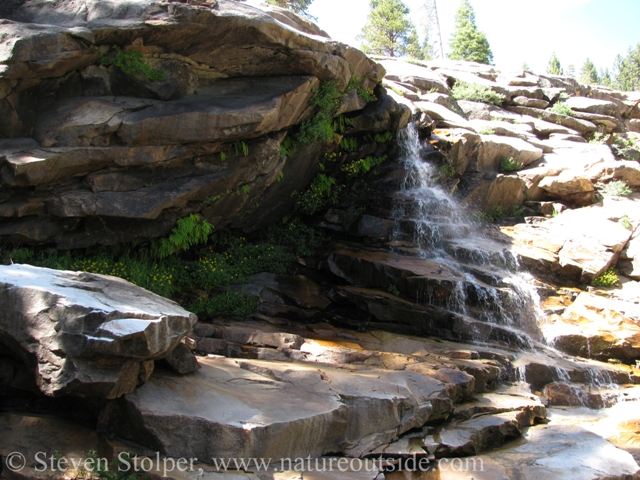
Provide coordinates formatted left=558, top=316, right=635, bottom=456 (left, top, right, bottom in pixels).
left=234, top=141, right=249, bottom=157
left=100, top=46, right=165, bottom=82
left=152, top=214, right=213, bottom=259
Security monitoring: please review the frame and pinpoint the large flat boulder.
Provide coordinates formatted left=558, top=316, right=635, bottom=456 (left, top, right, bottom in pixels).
left=0, top=264, right=196, bottom=398
left=508, top=105, right=597, bottom=135
left=506, top=196, right=634, bottom=282
left=543, top=292, right=640, bottom=361
left=35, top=77, right=318, bottom=147
left=105, top=356, right=450, bottom=460
left=564, top=96, right=620, bottom=117
left=378, top=59, right=450, bottom=94
left=474, top=135, right=543, bottom=171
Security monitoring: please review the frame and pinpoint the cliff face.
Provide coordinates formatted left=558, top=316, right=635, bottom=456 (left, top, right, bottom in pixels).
left=0, top=0, right=407, bottom=249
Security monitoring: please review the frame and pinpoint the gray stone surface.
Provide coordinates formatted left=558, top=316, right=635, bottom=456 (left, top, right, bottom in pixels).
left=0, top=264, right=196, bottom=398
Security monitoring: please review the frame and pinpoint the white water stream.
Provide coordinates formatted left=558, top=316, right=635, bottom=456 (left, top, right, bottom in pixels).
left=392, top=124, right=625, bottom=400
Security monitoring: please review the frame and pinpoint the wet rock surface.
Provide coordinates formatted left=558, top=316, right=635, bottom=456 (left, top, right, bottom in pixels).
left=1, top=7, right=640, bottom=480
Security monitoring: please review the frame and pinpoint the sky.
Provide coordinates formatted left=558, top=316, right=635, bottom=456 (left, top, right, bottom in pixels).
left=303, top=0, right=640, bottom=76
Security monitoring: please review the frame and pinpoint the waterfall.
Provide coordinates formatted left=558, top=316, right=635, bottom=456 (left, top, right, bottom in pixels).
left=391, top=123, right=626, bottom=401
left=393, top=123, right=544, bottom=346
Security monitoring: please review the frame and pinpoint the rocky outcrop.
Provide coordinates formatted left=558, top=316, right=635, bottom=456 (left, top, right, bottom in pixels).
left=0, top=264, right=196, bottom=398
left=0, top=0, right=407, bottom=249
left=380, top=57, right=638, bottom=217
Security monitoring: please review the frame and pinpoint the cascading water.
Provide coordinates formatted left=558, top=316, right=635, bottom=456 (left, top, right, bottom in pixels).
left=391, top=123, right=627, bottom=403
left=392, top=124, right=543, bottom=345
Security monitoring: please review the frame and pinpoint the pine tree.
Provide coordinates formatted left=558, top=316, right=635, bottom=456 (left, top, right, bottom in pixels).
left=566, top=64, right=576, bottom=79
left=265, top=0, right=314, bottom=18
left=579, top=58, right=599, bottom=84
left=448, top=0, right=493, bottom=65
left=359, top=0, right=422, bottom=58
left=599, top=68, right=613, bottom=88
left=547, top=53, right=563, bottom=76
left=613, top=44, right=640, bottom=91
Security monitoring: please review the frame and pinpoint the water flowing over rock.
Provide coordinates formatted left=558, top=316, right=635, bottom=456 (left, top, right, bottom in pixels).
left=2, top=5, right=640, bottom=479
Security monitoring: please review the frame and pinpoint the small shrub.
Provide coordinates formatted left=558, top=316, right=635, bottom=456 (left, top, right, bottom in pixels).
left=294, top=173, right=340, bottom=215
left=451, top=82, right=505, bottom=106
left=588, top=132, right=607, bottom=144
left=340, top=136, right=359, bottom=152
left=189, top=290, right=259, bottom=317
left=341, top=155, right=387, bottom=178
left=279, top=137, right=295, bottom=158
left=100, top=45, right=165, bottom=82
left=346, top=74, right=377, bottom=103
left=499, top=157, right=523, bottom=173
left=297, top=81, right=343, bottom=145
left=479, top=128, right=495, bottom=135
left=0, top=246, right=34, bottom=264
left=550, top=102, right=575, bottom=116
left=439, top=163, right=456, bottom=178
left=620, top=215, right=633, bottom=230
left=388, top=284, right=400, bottom=296
left=267, top=218, right=325, bottom=257
left=591, top=267, right=619, bottom=287
left=152, top=214, right=214, bottom=259
left=601, top=180, right=633, bottom=197
left=481, top=205, right=525, bottom=222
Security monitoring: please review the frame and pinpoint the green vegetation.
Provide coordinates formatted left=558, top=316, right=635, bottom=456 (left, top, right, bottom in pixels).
left=234, top=141, right=249, bottom=157
left=346, top=74, right=377, bottom=103
left=613, top=44, right=640, bottom=91
left=340, top=136, right=359, bottom=152
left=202, top=194, right=222, bottom=205
left=219, top=151, right=227, bottom=161
left=364, top=131, right=394, bottom=143
left=280, top=137, right=295, bottom=158
left=100, top=46, right=165, bottom=82
left=439, top=162, right=456, bottom=178
left=341, top=155, right=387, bottom=178
left=479, top=128, right=495, bottom=135
left=499, top=157, right=523, bottom=173
left=600, top=180, right=633, bottom=197
left=293, top=173, right=340, bottom=215
left=448, top=0, right=493, bottom=65
left=279, top=81, right=349, bottom=158
left=550, top=102, right=575, bottom=116
left=579, top=58, right=599, bottom=84
left=547, top=43, right=640, bottom=91
left=388, top=284, right=401, bottom=296
left=591, top=267, right=619, bottom=287
left=546, top=53, right=563, bottom=75
left=588, top=132, right=607, bottom=145
left=611, top=135, right=639, bottom=159
left=451, top=82, right=504, bottom=106
left=79, top=450, right=142, bottom=480
left=621, top=215, right=633, bottom=230
left=151, top=214, right=214, bottom=259
left=481, top=205, right=526, bottom=222
left=358, top=0, right=424, bottom=59
left=189, top=289, right=259, bottom=317
left=267, top=218, right=325, bottom=257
